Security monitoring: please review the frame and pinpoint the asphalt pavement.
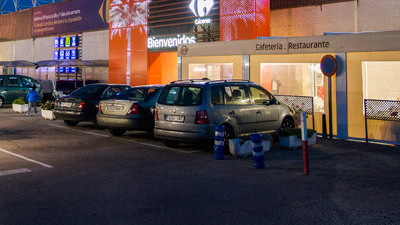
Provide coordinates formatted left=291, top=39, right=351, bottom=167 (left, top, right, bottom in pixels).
left=0, top=106, right=399, bottom=225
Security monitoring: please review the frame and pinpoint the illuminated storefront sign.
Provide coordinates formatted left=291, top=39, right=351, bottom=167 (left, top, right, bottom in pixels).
left=195, top=18, right=211, bottom=25
left=148, top=35, right=196, bottom=49
left=189, top=0, right=214, bottom=17
left=190, top=0, right=214, bottom=25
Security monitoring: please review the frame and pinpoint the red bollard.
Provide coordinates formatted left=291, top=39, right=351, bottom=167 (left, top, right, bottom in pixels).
left=301, top=112, right=310, bottom=175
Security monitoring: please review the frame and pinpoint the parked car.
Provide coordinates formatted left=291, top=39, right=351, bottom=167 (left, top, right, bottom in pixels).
left=54, top=84, right=131, bottom=126
left=96, top=85, right=164, bottom=136
left=56, top=79, right=99, bottom=95
left=0, top=74, right=41, bottom=107
left=154, top=79, right=296, bottom=147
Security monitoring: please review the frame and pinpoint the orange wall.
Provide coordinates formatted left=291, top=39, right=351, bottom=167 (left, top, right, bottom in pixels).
left=147, top=52, right=178, bottom=84
left=220, top=0, right=270, bottom=41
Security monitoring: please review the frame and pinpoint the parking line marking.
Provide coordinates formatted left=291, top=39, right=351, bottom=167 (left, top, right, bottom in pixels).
left=0, top=148, right=54, bottom=169
left=48, top=124, right=201, bottom=154
left=0, top=168, right=32, bottom=177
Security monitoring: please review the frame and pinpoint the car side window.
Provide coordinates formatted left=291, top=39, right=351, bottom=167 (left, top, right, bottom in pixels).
left=20, top=77, right=36, bottom=87
left=0, top=77, right=4, bottom=86
left=211, top=86, right=224, bottom=105
left=250, top=86, right=272, bottom=105
left=104, top=87, right=123, bottom=98
left=226, top=85, right=250, bottom=105
left=6, top=76, right=20, bottom=87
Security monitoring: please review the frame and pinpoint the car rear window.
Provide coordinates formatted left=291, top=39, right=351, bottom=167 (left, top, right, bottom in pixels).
left=158, top=86, right=202, bottom=106
left=69, top=85, right=107, bottom=98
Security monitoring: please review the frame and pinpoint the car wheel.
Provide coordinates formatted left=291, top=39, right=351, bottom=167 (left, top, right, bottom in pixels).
left=0, top=97, right=4, bottom=108
left=162, top=139, right=179, bottom=148
left=223, top=124, right=235, bottom=152
left=64, top=120, right=79, bottom=126
left=109, top=129, right=125, bottom=136
left=281, top=117, right=295, bottom=129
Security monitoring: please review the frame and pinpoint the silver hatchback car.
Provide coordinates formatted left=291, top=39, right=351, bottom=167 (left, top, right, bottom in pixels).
left=154, top=79, right=296, bottom=147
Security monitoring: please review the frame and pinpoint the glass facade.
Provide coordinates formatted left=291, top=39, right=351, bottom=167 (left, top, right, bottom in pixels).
left=260, top=63, right=324, bottom=113
left=188, top=63, right=234, bottom=80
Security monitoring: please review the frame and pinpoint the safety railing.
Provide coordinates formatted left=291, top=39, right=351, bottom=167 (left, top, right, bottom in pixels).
left=275, top=95, right=314, bottom=129
left=364, top=99, right=400, bottom=143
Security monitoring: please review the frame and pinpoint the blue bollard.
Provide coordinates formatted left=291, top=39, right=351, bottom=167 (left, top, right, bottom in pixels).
left=251, top=133, right=265, bottom=169
left=214, top=125, right=225, bottom=160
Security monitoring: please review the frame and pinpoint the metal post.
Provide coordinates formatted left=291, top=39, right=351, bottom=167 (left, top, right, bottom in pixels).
left=364, top=99, right=368, bottom=143
left=301, top=112, right=310, bottom=175
left=328, top=76, right=333, bottom=139
left=322, top=114, right=327, bottom=138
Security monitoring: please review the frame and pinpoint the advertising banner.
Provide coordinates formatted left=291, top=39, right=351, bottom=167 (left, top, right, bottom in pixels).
left=32, top=0, right=109, bottom=37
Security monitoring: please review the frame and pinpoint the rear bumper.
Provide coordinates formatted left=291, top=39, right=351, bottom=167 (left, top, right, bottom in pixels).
left=96, top=114, right=148, bottom=130
left=53, top=110, right=92, bottom=121
left=154, top=124, right=215, bottom=142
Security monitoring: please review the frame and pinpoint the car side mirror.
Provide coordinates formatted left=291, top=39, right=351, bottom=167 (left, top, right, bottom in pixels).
left=263, top=98, right=277, bottom=105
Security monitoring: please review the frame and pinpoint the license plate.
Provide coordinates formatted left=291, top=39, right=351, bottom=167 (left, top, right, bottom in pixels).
left=61, top=102, right=72, bottom=107
left=106, top=106, right=122, bottom=111
left=165, top=115, right=185, bottom=122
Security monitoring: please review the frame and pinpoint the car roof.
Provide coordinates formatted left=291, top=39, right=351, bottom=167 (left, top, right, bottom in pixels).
left=130, top=84, right=165, bottom=88
left=86, top=83, right=131, bottom=87
left=168, top=79, right=255, bottom=86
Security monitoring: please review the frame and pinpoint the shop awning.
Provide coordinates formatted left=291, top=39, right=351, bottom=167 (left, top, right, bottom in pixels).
left=34, top=59, right=108, bottom=67
left=0, top=60, right=36, bottom=67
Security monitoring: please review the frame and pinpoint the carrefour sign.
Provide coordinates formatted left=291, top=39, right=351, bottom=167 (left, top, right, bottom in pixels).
left=148, top=35, right=197, bottom=50
left=190, top=0, right=214, bottom=17
left=190, top=0, right=214, bottom=25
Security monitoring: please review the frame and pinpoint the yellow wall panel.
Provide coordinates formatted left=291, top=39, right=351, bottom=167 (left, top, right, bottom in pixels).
left=347, top=51, right=400, bottom=141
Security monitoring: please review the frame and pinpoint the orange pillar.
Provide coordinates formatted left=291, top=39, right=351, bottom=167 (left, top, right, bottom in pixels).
left=109, top=0, right=148, bottom=86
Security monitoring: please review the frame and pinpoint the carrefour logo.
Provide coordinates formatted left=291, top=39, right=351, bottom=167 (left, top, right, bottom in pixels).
left=189, top=0, right=214, bottom=17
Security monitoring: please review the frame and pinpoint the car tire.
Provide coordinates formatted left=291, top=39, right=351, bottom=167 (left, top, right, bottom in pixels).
left=162, top=139, right=179, bottom=148
left=0, top=97, right=4, bottom=108
left=281, top=117, right=295, bottom=129
left=64, top=120, right=79, bottom=126
left=109, top=129, right=125, bottom=136
left=223, top=124, right=235, bottom=152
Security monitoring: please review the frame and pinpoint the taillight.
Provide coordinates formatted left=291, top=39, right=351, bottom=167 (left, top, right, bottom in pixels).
left=98, top=102, right=103, bottom=112
left=195, top=110, right=209, bottom=124
left=77, top=102, right=88, bottom=110
left=128, top=103, right=140, bottom=114
left=154, top=107, right=159, bottom=121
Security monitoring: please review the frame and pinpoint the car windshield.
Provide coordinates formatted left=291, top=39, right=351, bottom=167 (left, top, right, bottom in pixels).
left=158, top=86, right=202, bottom=106
left=69, top=85, right=107, bottom=98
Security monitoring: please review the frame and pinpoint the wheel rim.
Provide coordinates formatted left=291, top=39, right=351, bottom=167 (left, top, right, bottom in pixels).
left=0, top=98, right=3, bottom=108
left=224, top=125, right=234, bottom=150
left=282, top=118, right=294, bottom=129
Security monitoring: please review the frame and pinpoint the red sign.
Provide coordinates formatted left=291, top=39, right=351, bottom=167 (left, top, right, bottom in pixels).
left=320, top=55, right=337, bottom=77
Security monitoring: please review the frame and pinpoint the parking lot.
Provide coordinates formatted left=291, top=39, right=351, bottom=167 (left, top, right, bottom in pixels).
left=0, top=106, right=399, bottom=225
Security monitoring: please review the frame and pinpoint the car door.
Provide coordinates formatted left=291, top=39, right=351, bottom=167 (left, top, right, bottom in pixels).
left=215, top=85, right=256, bottom=135
left=20, top=76, right=41, bottom=101
left=249, top=86, right=279, bottom=132
left=4, top=76, right=26, bottom=102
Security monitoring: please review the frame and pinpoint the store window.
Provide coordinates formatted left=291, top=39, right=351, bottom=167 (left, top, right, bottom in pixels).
left=362, top=61, right=400, bottom=101
left=260, top=63, right=324, bottom=112
left=188, top=63, right=233, bottom=80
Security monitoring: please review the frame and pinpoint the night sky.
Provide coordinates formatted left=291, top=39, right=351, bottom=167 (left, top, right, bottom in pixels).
left=1, top=0, right=63, bottom=14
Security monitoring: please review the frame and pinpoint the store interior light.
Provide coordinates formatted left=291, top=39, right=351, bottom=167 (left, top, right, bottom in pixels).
left=194, top=67, right=207, bottom=72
